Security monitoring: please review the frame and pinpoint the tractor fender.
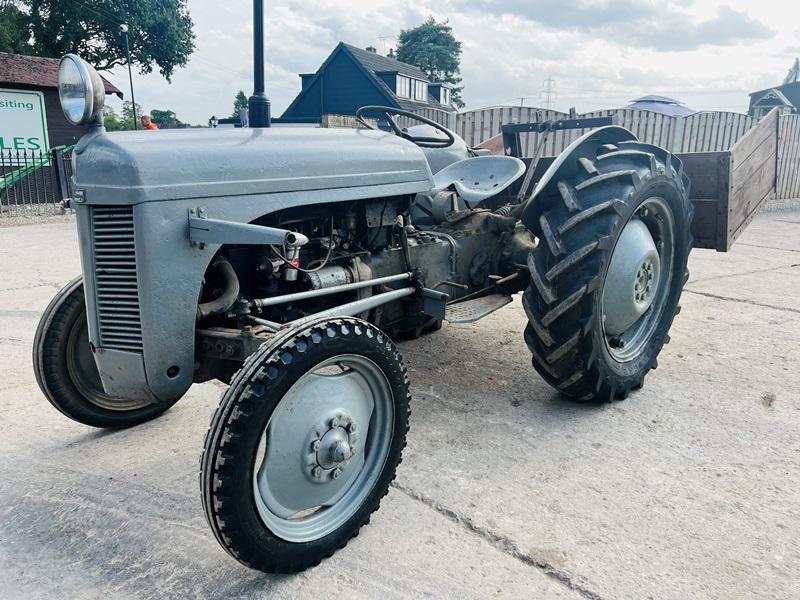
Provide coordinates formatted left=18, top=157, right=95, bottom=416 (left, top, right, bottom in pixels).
left=521, top=126, right=637, bottom=229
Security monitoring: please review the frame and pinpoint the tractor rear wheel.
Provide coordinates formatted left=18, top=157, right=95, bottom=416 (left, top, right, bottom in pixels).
left=521, top=141, right=692, bottom=401
left=33, top=277, right=177, bottom=427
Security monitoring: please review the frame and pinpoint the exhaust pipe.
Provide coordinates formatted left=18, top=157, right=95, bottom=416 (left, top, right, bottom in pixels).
left=248, top=0, right=271, bottom=127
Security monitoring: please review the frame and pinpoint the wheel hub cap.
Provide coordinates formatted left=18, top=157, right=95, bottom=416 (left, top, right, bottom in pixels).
left=634, top=257, right=657, bottom=307
left=312, top=414, right=358, bottom=475
left=603, top=218, right=661, bottom=336
left=252, top=354, right=393, bottom=542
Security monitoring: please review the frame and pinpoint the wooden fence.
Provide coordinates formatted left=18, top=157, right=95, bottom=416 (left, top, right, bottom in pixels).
left=413, top=105, right=757, bottom=155
left=777, top=114, right=800, bottom=200
left=412, top=105, right=799, bottom=200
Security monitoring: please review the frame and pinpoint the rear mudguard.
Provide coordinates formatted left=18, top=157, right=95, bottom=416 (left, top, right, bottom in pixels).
left=521, top=126, right=637, bottom=231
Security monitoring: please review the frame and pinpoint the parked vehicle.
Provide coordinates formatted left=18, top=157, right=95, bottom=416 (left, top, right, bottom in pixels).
left=34, top=55, right=777, bottom=573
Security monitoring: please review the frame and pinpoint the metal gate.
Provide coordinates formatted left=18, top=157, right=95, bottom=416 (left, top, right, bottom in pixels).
left=0, top=146, right=73, bottom=218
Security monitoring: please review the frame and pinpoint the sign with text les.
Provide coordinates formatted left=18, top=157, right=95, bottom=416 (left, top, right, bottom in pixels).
left=0, top=88, right=50, bottom=165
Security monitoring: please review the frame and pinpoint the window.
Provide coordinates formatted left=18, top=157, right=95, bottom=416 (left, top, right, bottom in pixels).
left=397, top=76, right=428, bottom=101
left=441, top=88, right=450, bottom=105
left=396, top=75, right=410, bottom=98
left=412, top=79, right=428, bottom=101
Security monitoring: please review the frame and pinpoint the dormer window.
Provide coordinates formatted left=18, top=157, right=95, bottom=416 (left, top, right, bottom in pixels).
left=412, top=79, right=428, bottom=101
left=396, top=75, right=428, bottom=101
left=397, top=75, right=410, bottom=98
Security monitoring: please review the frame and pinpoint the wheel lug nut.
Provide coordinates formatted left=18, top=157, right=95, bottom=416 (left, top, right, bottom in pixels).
left=312, top=466, right=322, bottom=478
left=347, top=421, right=357, bottom=433
left=332, top=468, right=342, bottom=480
left=330, top=417, right=340, bottom=429
left=312, top=440, right=321, bottom=451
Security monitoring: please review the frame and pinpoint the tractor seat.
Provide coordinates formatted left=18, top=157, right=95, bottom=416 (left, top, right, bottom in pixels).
left=432, top=155, right=526, bottom=205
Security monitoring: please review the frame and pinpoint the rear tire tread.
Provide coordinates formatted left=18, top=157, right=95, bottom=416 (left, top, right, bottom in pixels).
left=522, top=141, right=692, bottom=401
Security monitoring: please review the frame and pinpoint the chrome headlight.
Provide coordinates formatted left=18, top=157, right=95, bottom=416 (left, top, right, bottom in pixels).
left=58, top=54, right=106, bottom=126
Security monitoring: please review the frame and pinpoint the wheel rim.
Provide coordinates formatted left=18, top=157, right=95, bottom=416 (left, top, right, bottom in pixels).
left=602, top=196, right=675, bottom=362
left=252, top=354, right=394, bottom=542
left=65, top=311, right=152, bottom=411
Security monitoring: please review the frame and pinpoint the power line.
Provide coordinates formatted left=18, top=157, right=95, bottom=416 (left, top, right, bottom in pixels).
left=539, top=77, right=556, bottom=110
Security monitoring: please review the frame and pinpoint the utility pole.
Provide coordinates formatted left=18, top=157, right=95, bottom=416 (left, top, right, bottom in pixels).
left=248, top=0, right=271, bottom=127
left=540, top=77, right=556, bottom=110
left=120, top=24, right=138, bottom=129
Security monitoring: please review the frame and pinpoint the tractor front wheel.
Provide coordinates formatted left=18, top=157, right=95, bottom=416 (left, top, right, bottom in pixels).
left=522, top=141, right=693, bottom=401
left=33, top=277, right=178, bottom=427
left=200, top=316, right=410, bottom=573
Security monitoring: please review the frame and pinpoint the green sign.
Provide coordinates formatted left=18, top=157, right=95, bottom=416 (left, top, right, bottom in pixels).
left=0, top=88, right=49, bottom=164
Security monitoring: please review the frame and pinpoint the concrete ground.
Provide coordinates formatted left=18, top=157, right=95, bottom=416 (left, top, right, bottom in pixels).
left=0, top=211, right=798, bottom=600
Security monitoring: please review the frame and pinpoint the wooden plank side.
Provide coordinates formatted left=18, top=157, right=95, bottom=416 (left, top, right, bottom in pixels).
left=690, top=199, right=722, bottom=249
left=730, top=108, right=778, bottom=172
left=727, top=108, right=779, bottom=246
left=678, top=151, right=725, bottom=199
left=678, top=151, right=730, bottom=250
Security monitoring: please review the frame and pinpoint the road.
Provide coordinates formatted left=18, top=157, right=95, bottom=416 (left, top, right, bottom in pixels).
left=0, top=211, right=798, bottom=599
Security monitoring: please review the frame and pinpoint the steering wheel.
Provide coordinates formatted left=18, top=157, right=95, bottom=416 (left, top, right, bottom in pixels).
left=356, top=105, right=456, bottom=148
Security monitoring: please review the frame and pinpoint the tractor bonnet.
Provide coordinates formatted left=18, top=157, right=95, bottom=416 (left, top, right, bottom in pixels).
left=73, top=126, right=435, bottom=204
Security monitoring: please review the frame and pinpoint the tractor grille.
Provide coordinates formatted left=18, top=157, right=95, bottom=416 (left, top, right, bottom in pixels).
left=91, top=206, right=143, bottom=352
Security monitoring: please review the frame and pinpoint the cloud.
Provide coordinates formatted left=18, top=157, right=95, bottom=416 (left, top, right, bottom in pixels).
left=625, top=6, right=775, bottom=51
left=101, top=0, right=788, bottom=124
left=455, top=0, right=656, bottom=29
left=453, top=1, right=774, bottom=51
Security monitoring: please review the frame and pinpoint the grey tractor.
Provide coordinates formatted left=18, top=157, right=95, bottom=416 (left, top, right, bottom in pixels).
left=37, top=54, right=727, bottom=573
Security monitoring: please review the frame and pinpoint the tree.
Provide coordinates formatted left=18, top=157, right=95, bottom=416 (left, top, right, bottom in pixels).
left=230, top=90, right=248, bottom=120
left=396, top=17, right=464, bottom=108
left=102, top=106, right=126, bottom=131
left=0, top=2, right=29, bottom=54
left=4, top=0, right=195, bottom=82
left=102, top=103, right=142, bottom=130
left=150, top=108, right=181, bottom=127
left=121, top=101, right=144, bottom=129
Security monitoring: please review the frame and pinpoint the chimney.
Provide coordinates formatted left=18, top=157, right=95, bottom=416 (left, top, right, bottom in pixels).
left=366, top=46, right=377, bottom=53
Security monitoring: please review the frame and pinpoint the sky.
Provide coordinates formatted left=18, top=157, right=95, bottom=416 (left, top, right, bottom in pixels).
left=102, top=0, right=800, bottom=125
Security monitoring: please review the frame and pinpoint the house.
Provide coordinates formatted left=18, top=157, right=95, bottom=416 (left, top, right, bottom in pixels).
left=626, top=95, right=696, bottom=117
left=0, top=52, right=122, bottom=151
left=280, top=42, right=456, bottom=122
left=749, top=83, right=800, bottom=118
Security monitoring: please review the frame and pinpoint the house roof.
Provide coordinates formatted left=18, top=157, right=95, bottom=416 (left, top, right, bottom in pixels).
left=0, top=52, right=123, bottom=97
left=627, top=95, right=696, bottom=117
left=753, top=88, right=792, bottom=107
left=342, top=43, right=430, bottom=81
left=749, top=81, right=800, bottom=110
left=340, top=44, right=456, bottom=113
left=281, top=42, right=456, bottom=119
